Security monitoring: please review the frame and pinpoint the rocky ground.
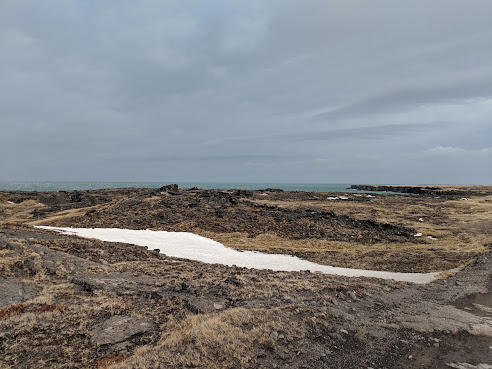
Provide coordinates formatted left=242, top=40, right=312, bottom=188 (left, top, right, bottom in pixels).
left=0, top=185, right=491, bottom=368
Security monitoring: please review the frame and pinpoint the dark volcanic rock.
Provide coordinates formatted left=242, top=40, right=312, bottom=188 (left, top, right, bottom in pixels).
left=350, top=185, right=492, bottom=197
left=0, top=277, right=40, bottom=307
left=18, top=187, right=418, bottom=244
left=91, top=315, right=156, bottom=345
left=159, top=184, right=180, bottom=195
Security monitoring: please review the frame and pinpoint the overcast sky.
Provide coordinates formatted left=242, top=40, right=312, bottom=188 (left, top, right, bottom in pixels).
left=1, top=1, right=491, bottom=184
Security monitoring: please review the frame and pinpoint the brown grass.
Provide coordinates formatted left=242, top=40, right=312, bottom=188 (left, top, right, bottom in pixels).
left=34, top=304, right=69, bottom=313
left=95, top=352, right=127, bottom=368
left=0, top=304, right=27, bottom=320
left=24, top=205, right=103, bottom=226
left=113, top=308, right=273, bottom=369
left=0, top=200, right=47, bottom=224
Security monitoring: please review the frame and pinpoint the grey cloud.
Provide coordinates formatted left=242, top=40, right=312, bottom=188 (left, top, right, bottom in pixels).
left=130, top=154, right=288, bottom=162
left=208, top=122, right=451, bottom=145
left=311, top=77, right=492, bottom=121
left=285, top=122, right=452, bottom=142
left=1, top=1, right=491, bottom=184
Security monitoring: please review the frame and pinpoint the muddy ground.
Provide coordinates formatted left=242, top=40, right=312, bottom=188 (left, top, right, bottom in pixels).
left=0, top=185, right=491, bottom=368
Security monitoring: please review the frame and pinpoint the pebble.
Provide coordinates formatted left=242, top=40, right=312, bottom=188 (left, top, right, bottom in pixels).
left=408, top=355, right=413, bottom=359
left=339, top=329, right=348, bottom=335
left=270, top=331, right=279, bottom=340
left=348, top=292, right=358, bottom=301
left=213, top=303, right=224, bottom=310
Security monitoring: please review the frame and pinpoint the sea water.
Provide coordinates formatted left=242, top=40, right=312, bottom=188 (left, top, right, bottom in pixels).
left=0, top=181, right=389, bottom=193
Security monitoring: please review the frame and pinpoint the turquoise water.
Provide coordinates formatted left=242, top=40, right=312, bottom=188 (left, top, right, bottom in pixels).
left=0, top=181, right=383, bottom=193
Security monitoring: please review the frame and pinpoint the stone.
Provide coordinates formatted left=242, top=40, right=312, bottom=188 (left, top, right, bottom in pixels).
left=339, top=329, right=348, bottom=335
left=270, top=331, right=279, bottom=340
left=348, top=291, right=358, bottom=301
left=0, top=277, right=40, bottom=308
left=159, top=184, right=180, bottom=194
left=91, top=315, right=156, bottom=345
left=214, top=303, right=224, bottom=310
left=111, top=340, right=132, bottom=352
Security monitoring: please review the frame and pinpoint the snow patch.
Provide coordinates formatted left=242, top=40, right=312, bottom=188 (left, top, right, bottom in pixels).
left=35, top=226, right=439, bottom=284
left=7, top=201, right=15, bottom=204
left=414, top=233, right=423, bottom=237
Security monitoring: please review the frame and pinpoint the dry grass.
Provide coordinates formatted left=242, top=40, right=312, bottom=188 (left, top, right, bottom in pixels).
left=0, top=247, right=41, bottom=276
left=181, top=229, right=482, bottom=273
left=95, top=352, right=127, bottom=368
left=113, top=308, right=273, bottom=369
left=0, top=304, right=27, bottom=320
left=210, top=194, right=492, bottom=272
left=24, top=204, right=106, bottom=226
left=0, top=283, right=137, bottom=368
left=3, top=188, right=491, bottom=274
left=34, top=304, right=69, bottom=313
left=0, top=200, right=47, bottom=224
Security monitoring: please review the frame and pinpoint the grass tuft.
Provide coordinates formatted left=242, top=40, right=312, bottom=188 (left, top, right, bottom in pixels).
left=95, top=352, right=127, bottom=368
left=34, top=304, right=69, bottom=313
left=0, top=304, right=27, bottom=320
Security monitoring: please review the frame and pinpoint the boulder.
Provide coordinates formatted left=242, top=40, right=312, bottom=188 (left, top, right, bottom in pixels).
left=91, top=315, right=156, bottom=345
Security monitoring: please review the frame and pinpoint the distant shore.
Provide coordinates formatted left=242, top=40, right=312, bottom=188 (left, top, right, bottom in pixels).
left=350, top=184, right=492, bottom=196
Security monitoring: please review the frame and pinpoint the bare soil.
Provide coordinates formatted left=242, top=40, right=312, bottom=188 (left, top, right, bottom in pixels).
left=0, top=185, right=491, bottom=368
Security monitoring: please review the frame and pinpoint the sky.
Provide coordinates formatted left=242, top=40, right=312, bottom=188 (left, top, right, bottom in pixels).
left=1, top=0, right=491, bottom=184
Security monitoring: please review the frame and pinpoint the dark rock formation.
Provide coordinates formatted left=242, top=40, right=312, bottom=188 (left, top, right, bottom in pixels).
left=349, top=185, right=492, bottom=197
left=91, top=315, right=156, bottom=345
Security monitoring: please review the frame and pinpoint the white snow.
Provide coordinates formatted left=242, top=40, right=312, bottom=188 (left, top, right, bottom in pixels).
left=327, top=197, right=338, bottom=200
left=418, top=218, right=424, bottom=222
left=427, top=236, right=438, bottom=241
left=327, top=196, right=349, bottom=200
left=366, top=195, right=375, bottom=198
left=7, top=201, right=15, bottom=204
left=414, top=233, right=423, bottom=237
left=34, top=226, right=439, bottom=284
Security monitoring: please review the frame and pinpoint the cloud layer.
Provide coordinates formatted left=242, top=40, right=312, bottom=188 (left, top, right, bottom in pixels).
left=1, top=1, right=491, bottom=184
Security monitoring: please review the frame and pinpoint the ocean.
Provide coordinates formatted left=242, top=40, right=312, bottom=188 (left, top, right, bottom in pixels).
left=0, top=181, right=381, bottom=193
